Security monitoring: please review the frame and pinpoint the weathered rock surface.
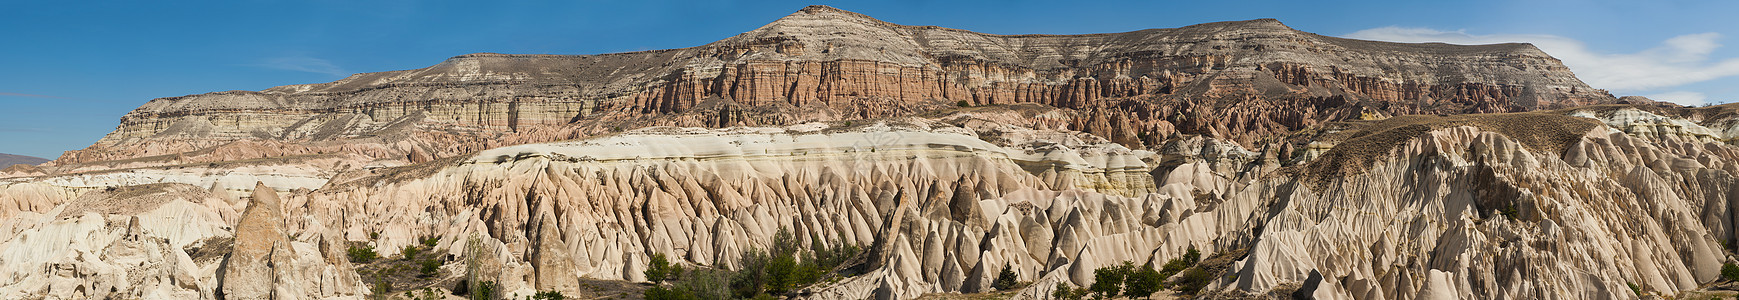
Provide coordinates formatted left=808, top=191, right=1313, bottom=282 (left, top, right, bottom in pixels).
left=18, top=5, right=1739, bottom=300
left=44, top=5, right=1610, bottom=175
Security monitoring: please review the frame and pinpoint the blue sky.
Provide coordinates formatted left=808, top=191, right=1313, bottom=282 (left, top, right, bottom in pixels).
left=3, top=0, right=1737, bottom=159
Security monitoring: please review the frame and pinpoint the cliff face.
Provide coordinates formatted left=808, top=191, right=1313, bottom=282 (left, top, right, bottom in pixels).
left=58, top=5, right=1608, bottom=169
left=24, top=5, right=1736, bottom=300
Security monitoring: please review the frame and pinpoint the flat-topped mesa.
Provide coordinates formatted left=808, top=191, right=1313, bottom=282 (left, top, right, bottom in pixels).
left=68, top=5, right=1611, bottom=167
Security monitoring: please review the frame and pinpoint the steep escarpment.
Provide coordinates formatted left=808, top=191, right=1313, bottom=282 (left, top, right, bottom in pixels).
left=56, top=5, right=1610, bottom=171
left=27, top=5, right=1739, bottom=300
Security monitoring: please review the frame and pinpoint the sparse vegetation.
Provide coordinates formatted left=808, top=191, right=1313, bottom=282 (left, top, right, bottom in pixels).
left=530, top=290, right=566, bottom=300
left=1124, top=263, right=1164, bottom=297
left=1074, top=246, right=1228, bottom=298
left=957, top=100, right=971, bottom=107
left=462, top=234, right=498, bottom=300
left=1157, top=247, right=1201, bottom=284
left=649, top=228, right=861, bottom=300
left=470, top=280, right=498, bottom=300
left=405, top=287, right=442, bottom=300
left=418, top=258, right=440, bottom=278
left=348, top=245, right=379, bottom=263
left=992, top=265, right=1018, bottom=291
left=1172, top=266, right=1215, bottom=295
left=356, top=235, right=452, bottom=299
left=370, top=276, right=392, bottom=300
left=402, top=244, right=422, bottom=259
left=1051, top=283, right=1088, bottom=300
left=646, top=253, right=684, bottom=283
left=1723, top=262, right=1739, bottom=281
left=1089, top=262, right=1131, bottom=299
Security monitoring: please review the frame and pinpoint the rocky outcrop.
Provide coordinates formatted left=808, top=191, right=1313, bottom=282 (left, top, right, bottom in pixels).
left=31, top=5, right=1739, bottom=300
left=0, top=183, right=235, bottom=299
left=218, top=183, right=303, bottom=299
left=53, top=5, right=1611, bottom=172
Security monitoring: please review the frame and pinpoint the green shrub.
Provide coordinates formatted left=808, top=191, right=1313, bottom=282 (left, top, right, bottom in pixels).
left=1052, top=283, right=1087, bottom=300
left=1172, top=267, right=1214, bottom=295
left=993, top=264, right=1018, bottom=291
left=419, top=259, right=440, bottom=278
left=470, top=280, right=497, bottom=300
left=1157, top=247, right=1201, bottom=285
left=647, top=269, right=732, bottom=300
left=531, top=290, right=565, bottom=300
left=1123, top=263, right=1164, bottom=297
left=370, top=277, right=392, bottom=299
left=406, top=288, right=441, bottom=300
left=1724, top=262, right=1739, bottom=281
left=646, top=253, right=684, bottom=283
left=765, top=249, right=800, bottom=294
left=730, top=249, right=771, bottom=299
left=420, top=236, right=440, bottom=248
left=348, top=245, right=378, bottom=263
left=1627, top=282, right=1640, bottom=296
left=402, top=245, right=422, bottom=259
left=721, top=228, right=862, bottom=299
left=1090, top=262, right=1133, bottom=299
left=957, top=100, right=971, bottom=107
left=645, top=285, right=692, bottom=300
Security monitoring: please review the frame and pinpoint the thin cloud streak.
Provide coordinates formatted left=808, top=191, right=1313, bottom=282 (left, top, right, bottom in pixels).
left=252, top=55, right=349, bottom=76
left=1648, top=91, right=1711, bottom=106
left=1344, top=27, right=1739, bottom=105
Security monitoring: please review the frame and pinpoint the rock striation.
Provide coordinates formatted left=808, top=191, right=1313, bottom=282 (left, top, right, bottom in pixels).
left=17, top=5, right=1739, bottom=300
left=48, top=5, right=1609, bottom=173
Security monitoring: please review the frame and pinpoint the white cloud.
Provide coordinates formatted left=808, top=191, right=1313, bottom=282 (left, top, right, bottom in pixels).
left=255, top=55, right=347, bottom=76
left=1344, top=27, right=1739, bottom=105
left=1647, top=91, right=1708, bottom=106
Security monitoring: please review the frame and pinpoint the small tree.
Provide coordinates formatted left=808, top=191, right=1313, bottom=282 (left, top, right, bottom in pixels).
left=418, top=259, right=440, bottom=278
left=993, top=264, right=1019, bottom=291
left=402, top=244, right=422, bottom=259
left=646, top=253, right=683, bottom=283
left=1123, top=263, right=1163, bottom=297
left=957, top=100, right=971, bottom=107
left=1090, top=262, right=1134, bottom=299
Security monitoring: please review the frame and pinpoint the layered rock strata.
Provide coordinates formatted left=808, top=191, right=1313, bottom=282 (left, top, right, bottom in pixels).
left=52, top=5, right=1611, bottom=172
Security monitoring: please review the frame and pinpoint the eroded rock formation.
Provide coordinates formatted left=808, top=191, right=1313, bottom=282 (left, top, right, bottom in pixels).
left=14, top=5, right=1739, bottom=300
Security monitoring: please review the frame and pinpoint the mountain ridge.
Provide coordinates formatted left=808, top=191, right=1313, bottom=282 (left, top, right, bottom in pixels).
left=57, top=5, right=1610, bottom=172
left=10, top=6, right=1739, bottom=300
left=0, top=153, right=48, bottom=167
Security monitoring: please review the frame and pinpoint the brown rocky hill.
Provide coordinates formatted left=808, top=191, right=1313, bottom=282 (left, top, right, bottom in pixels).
left=0, top=153, right=48, bottom=168
left=53, top=5, right=1609, bottom=172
